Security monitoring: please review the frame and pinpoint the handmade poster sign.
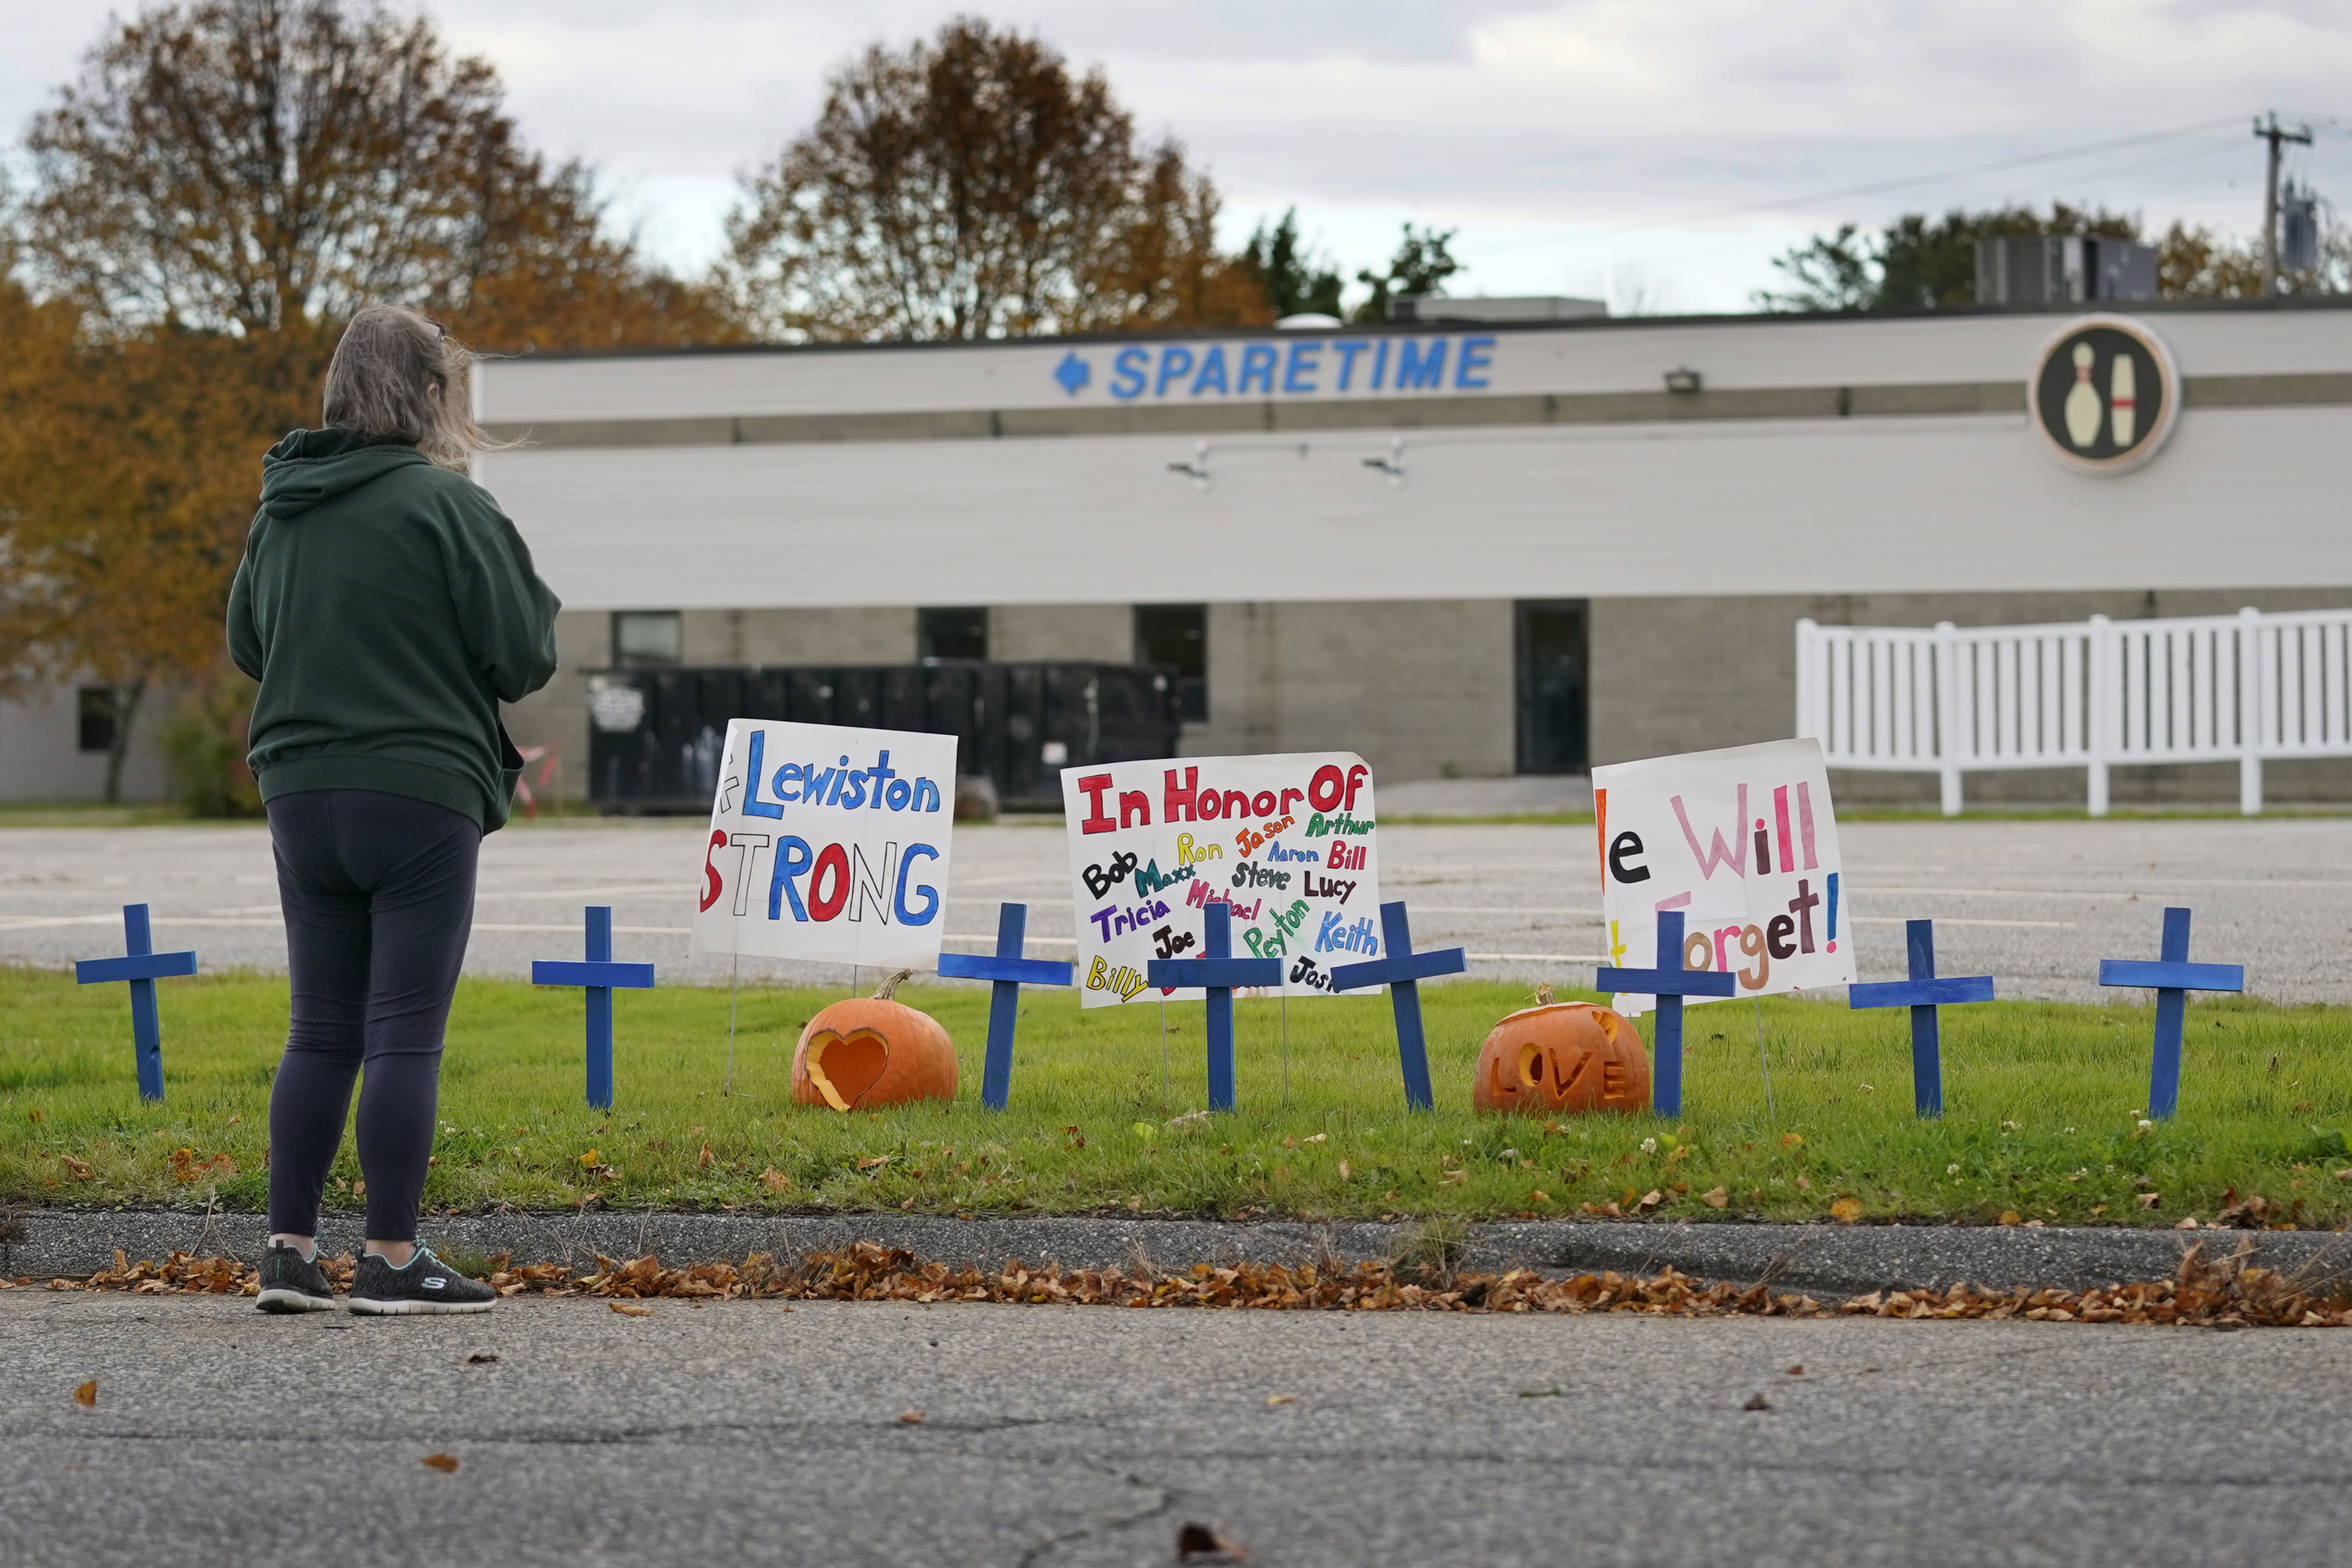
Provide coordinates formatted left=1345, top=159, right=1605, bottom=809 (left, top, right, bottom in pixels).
left=1592, top=737, right=1854, bottom=1016
left=1060, top=752, right=1379, bottom=1007
left=691, top=719, right=958, bottom=969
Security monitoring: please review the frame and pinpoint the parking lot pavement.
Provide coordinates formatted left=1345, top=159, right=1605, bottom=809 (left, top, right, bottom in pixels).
left=7, top=1291, right=2352, bottom=1568
left=2, top=816, right=2348, bottom=1001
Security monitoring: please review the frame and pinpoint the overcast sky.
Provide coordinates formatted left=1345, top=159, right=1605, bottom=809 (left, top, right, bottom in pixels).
left=7, top=1, right=2349, bottom=314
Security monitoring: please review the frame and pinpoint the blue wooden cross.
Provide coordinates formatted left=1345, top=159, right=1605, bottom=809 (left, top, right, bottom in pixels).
left=1331, top=901, right=1466, bottom=1112
left=937, top=902, right=1074, bottom=1109
left=1847, top=919, right=1994, bottom=1118
left=1594, top=909, right=1736, bottom=1119
left=530, top=906, right=656, bottom=1110
left=2098, top=907, right=2243, bottom=1121
left=1146, top=901, right=1282, bottom=1112
left=74, top=903, right=197, bottom=1102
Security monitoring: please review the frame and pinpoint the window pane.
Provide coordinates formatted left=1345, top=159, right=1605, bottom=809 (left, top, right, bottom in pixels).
left=613, top=611, right=683, bottom=666
left=918, top=607, right=988, bottom=662
left=77, top=686, right=116, bottom=753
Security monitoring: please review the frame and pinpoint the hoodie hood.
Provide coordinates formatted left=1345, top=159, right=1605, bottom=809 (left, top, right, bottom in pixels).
left=259, top=428, right=432, bottom=521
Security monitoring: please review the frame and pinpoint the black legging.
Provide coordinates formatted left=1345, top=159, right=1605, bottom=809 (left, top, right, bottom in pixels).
left=265, top=789, right=479, bottom=1242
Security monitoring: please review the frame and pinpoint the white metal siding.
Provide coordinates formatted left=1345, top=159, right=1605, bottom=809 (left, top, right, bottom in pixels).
left=478, top=312, right=2352, bottom=424
left=478, top=404, right=2352, bottom=611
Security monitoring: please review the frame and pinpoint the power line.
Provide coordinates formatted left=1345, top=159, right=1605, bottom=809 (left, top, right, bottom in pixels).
left=1477, top=116, right=2246, bottom=253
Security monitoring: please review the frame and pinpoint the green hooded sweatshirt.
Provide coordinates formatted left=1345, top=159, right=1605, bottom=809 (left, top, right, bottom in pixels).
left=228, top=428, right=561, bottom=834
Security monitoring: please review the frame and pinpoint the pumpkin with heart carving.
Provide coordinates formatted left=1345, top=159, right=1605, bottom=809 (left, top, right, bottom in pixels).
left=790, top=969, right=958, bottom=1111
left=1473, top=985, right=1649, bottom=1116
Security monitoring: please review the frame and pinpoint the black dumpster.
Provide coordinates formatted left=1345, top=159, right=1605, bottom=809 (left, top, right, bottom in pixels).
left=582, top=662, right=1182, bottom=814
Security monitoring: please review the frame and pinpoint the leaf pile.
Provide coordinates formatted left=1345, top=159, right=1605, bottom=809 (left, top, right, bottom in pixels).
left=15, top=1240, right=2350, bottom=1327
left=1838, top=1242, right=2352, bottom=1326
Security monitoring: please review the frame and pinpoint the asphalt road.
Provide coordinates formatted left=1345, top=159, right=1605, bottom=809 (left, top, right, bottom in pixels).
left=3, top=816, right=2349, bottom=1001
left=6, top=1291, right=2351, bottom=1567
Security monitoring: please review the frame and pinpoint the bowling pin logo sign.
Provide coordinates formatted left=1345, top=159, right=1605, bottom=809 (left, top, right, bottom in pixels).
left=2028, top=314, right=2179, bottom=475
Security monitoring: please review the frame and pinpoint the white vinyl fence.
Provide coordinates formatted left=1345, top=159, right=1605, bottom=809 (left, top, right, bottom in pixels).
left=1796, top=607, right=2352, bottom=816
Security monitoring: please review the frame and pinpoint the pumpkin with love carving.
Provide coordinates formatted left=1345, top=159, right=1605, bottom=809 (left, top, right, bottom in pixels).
left=790, top=969, right=958, bottom=1111
left=1473, top=986, right=1649, bottom=1116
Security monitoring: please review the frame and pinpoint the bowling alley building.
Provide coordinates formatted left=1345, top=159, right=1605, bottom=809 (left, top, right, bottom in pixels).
left=7, top=293, right=2350, bottom=807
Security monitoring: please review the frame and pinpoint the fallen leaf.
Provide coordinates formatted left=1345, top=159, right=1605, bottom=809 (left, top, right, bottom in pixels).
left=73, top=1380, right=96, bottom=1408
left=699, top=1143, right=715, bottom=1170
left=1176, top=1522, right=1248, bottom=1561
left=1830, top=1198, right=1862, bottom=1224
left=1998, top=1211, right=2023, bottom=1226
left=578, top=1149, right=599, bottom=1166
left=1634, top=1189, right=1663, bottom=1212
left=2138, top=1192, right=2162, bottom=1209
left=421, top=1452, right=459, bottom=1473
left=1336, top=1160, right=1351, bottom=1181
left=1779, top=1132, right=1803, bottom=1149
left=1701, top=1186, right=1729, bottom=1209
left=1303, top=1132, right=1326, bottom=1143
left=61, top=1157, right=93, bottom=1181
left=1742, top=1392, right=1771, bottom=1411
left=1266, top=1393, right=1295, bottom=1406
left=1785, top=1364, right=1804, bottom=1376
left=897, top=1409, right=924, bottom=1424
left=463, top=1352, right=499, bottom=1365
left=1794, top=1175, right=1813, bottom=1192
left=856, top=1154, right=891, bottom=1171
left=760, top=1167, right=791, bottom=1193
left=1527, top=1189, right=1551, bottom=1204
left=2174, top=1217, right=2199, bottom=1230
left=608, top=1301, right=655, bottom=1317
left=1516, top=1387, right=1562, bottom=1397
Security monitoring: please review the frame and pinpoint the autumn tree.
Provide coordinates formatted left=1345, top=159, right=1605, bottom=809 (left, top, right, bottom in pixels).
left=724, top=17, right=1258, bottom=340
left=3, top=0, right=737, bottom=797
left=21, top=0, right=734, bottom=348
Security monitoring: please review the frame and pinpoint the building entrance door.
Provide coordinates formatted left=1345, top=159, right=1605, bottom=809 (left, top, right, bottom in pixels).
left=1515, top=600, right=1589, bottom=774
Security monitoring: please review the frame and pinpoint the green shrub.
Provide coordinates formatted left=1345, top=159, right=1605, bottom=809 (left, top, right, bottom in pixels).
left=159, top=669, right=263, bottom=817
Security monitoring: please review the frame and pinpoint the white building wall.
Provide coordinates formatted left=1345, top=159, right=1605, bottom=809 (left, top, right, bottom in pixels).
left=474, top=404, right=2352, bottom=612
left=481, top=310, right=2352, bottom=421
left=0, top=678, right=174, bottom=803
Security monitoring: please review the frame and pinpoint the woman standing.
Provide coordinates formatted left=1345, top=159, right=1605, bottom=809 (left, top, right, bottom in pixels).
left=228, top=305, right=560, bottom=1315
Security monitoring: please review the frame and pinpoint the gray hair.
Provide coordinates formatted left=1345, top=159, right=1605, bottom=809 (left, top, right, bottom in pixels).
left=321, top=304, right=506, bottom=471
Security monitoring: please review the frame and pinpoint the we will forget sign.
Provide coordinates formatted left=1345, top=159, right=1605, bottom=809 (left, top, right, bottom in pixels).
left=1593, top=738, right=1854, bottom=1015
left=691, top=720, right=958, bottom=968
left=1060, top=753, right=1379, bottom=1007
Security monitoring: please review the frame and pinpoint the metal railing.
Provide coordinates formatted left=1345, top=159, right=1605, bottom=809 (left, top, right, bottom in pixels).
left=1796, top=607, right=2352, bottom=815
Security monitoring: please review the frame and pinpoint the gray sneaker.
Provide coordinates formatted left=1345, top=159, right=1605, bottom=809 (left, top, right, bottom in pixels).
left=348, top=1246, right=496, bottom=1316
left=255, top=1241, right=338, bottom=1314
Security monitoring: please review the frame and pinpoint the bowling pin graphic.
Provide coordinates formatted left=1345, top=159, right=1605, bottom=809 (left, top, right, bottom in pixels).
left=2109, top=351, right=2136, bottom=447
left=2064, top=341, right=2101, bottom=448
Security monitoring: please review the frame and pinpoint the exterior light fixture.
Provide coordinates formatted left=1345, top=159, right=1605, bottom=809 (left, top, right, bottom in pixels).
left=1361, top=437, right=1406, bottom=488
left=1166, top=440, right=1209, bottom=491
left=1663, top=367, right=1703, bottom=394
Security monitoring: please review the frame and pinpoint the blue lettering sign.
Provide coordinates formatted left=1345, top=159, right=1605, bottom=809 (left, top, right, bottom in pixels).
left=1050, top=334, right=1502, bottom=401
left=1109, top=346, right=1148, bottom=399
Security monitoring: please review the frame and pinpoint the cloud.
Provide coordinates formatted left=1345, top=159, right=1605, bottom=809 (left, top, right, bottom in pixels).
left=7, top=0, right=2349, bottom=311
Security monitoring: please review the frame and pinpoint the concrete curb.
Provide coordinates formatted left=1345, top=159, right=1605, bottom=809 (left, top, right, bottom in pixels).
left=11, top=1208, right=2352, bottom=1297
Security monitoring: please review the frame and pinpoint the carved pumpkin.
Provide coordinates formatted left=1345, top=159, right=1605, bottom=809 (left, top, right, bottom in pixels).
left=1473, top=986, right=1649, bottom=1116
left=790, top=969, right=958, bottom=1112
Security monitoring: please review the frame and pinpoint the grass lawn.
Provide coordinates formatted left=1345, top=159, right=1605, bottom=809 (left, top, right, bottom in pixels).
left=3, top=964, right=2348, bottom=1229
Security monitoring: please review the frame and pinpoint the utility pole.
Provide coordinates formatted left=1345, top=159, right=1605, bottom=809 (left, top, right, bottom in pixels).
left=2254, top=112, right=2314, bottom=296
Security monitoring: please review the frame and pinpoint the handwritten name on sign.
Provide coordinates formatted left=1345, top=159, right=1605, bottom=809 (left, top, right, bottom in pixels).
left=691, top=719, right=958, bottom=969
left=1592, top=737, right=1855, bottom=1016
left=1061, top=752, right=1380, bottom=1008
